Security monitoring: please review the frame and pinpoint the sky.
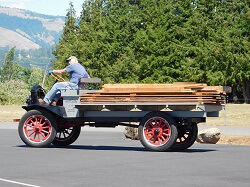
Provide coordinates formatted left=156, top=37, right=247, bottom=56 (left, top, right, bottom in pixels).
left=0, top=0, right=84, bottom=16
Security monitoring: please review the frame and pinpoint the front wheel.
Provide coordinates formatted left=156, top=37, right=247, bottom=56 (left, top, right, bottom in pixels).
left=138, top=112, right=178, bottom=151
left=18, top=110, right=57, bottom=148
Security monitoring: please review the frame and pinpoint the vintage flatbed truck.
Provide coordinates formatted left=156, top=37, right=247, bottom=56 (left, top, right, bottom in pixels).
left=18, top=77, right=230, bottom=151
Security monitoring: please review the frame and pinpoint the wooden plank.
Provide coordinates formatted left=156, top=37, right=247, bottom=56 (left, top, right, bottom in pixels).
left=79, top=82, right=227, bottom=105
left=80, top=97, right=222, bottom=102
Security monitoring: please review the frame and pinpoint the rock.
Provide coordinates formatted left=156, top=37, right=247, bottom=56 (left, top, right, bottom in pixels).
left=124, top=127, right=139, bottom=140
left=196, top=128, right=221, bottom=144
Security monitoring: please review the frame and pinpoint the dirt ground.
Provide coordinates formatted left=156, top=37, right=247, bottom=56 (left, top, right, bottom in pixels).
left=217, top=135, right=250, bottom=146
left=0, top=104, right=250, bottom=146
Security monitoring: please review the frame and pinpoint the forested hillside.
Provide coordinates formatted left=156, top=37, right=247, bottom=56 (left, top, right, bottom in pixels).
left=54, top=0, right=249, bottom=103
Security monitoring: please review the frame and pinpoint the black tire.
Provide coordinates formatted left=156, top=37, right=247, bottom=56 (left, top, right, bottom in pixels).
left=171, top=123, right=198, bottom=151
left=18, top=110, right=57, bottom=148
left=52, top=125, right=81, bottom=146
left=138, top=112, right=178, bottom=151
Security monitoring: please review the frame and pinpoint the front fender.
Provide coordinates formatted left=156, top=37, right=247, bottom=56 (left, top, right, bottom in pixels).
left=22, top=104, right=63, bottom=121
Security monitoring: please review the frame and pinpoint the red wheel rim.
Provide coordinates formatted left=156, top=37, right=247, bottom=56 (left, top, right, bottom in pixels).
left=23, top=115, right=52, bottom=143
left=143, top=117, right=171, bottom=146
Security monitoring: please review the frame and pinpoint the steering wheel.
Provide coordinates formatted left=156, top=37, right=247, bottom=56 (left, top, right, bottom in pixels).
left=50, top=73, right=65, bottom=82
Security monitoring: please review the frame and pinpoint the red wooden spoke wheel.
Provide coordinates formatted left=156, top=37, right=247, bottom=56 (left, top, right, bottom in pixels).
left=138, top=112, right=178, bottom=152
left=143, top=117, right=171, bottom=146
left=23, top=115, right=52, bottom=143
left=18, top=110, right=57, bottom=148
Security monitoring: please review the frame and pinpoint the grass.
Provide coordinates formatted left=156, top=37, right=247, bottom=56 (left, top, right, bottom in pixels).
left=0, top=105, right=25, bottom=122
left=201, top=104, right=250, bottom=126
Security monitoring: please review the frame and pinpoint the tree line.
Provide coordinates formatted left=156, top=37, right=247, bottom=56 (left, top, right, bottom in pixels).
left=0, top=0, right=249, bottom=104
left=54, top=0, right=249, bottom=103
left=0, top=47, right=44, bottom=104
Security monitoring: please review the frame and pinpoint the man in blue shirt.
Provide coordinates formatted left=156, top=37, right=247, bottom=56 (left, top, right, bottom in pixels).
left=39, top=56, right=90, bottom=106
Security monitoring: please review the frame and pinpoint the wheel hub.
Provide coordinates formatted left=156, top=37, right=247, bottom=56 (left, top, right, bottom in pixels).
left=35, top=127, right=40, bottom=132
left=154, top=128, right=160, bottom=135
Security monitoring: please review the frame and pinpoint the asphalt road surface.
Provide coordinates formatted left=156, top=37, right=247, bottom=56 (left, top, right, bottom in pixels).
left=0, top=129, right=249, bottom=187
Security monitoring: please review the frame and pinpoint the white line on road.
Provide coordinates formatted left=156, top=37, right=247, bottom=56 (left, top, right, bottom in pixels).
left=0, top=178, right=40, bottom=187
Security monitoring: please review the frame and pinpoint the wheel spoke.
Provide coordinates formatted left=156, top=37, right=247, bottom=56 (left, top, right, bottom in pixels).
left=42, top=130, right=49, bottom=134
left=30, top=120, right=36, bottom=126
left=64, top=130, right=70, bottom=135
left=145, top=131, right=153, bottom=135
left=59, top=132, right=62, bottom=138
left=34, top=132, right=37, bottom=140
left=162, top=132, right=169, bottom=136
left=163, top=128, right=169, bottom=132
left=41, top=122, right=46, bottom=127
left=37, top=133, right=41, bottom=142
left=159, top=119, right=164, bottom=126
left=26, top=122, right=33, bottom=128
left=148, top=135, right=154, bottom=141
left=40, top=132, right=46, bottom=138
left=28, top=130, right=35, bottom=137
left=161, top=135, right=166, bottom=141
left=150, top=137, right=155, bottom=144
left=157, top=137, right=161, bottom=145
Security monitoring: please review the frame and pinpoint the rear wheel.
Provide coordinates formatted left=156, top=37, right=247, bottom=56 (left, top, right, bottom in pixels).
left=171, top=123, right=198, bottom=151
left=52, top=125, right=81, bottom=146
left=18, top=110, right=57, bottom=148
left=138, top=112, right=178, bottom=151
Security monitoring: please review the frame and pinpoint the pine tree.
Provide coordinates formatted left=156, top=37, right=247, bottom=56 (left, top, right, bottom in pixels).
left=1, top=47, right=15, bottom=82
left=53, top=2, right=78, bottom=70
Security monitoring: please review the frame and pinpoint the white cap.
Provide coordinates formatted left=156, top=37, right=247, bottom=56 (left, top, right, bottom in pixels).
left=66, top=56, right=78, bottom=63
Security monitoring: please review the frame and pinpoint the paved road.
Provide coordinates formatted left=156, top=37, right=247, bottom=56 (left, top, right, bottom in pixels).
left=0, top=129, right=250, bottom=187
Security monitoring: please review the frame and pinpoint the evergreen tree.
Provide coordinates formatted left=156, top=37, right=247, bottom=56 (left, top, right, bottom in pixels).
left=1, top=47, right=15, bottom=82
left=53, top=2, right=78, bottom=70
left=53, top=0, right=249, bottom=102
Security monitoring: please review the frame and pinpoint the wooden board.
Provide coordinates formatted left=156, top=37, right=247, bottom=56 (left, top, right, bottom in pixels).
left=80, top=83, right=227, bottom=105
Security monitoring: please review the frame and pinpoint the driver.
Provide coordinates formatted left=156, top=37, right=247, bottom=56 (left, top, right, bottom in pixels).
left=38, top=56, right=90, bottom=106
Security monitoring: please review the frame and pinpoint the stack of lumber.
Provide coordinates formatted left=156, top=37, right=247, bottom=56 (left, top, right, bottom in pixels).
left=80, top=82, right=228, bottom=105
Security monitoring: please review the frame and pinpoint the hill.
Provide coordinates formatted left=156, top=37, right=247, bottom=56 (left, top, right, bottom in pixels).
left=0, top=7, right=65, bottom=69
left=0, top=7, right=64, bottom=50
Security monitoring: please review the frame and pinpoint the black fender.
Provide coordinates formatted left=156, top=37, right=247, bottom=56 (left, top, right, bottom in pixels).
left=22, top=104, right=85, bottom=125
left=22, top=104, right=63, bottom=122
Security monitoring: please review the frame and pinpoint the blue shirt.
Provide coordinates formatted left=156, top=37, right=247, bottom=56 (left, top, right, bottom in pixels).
left=66, top=63, right=90, bottom=85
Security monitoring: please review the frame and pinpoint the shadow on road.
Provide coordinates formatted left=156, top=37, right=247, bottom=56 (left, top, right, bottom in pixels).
left=16, top=144, right=217, bottom=153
